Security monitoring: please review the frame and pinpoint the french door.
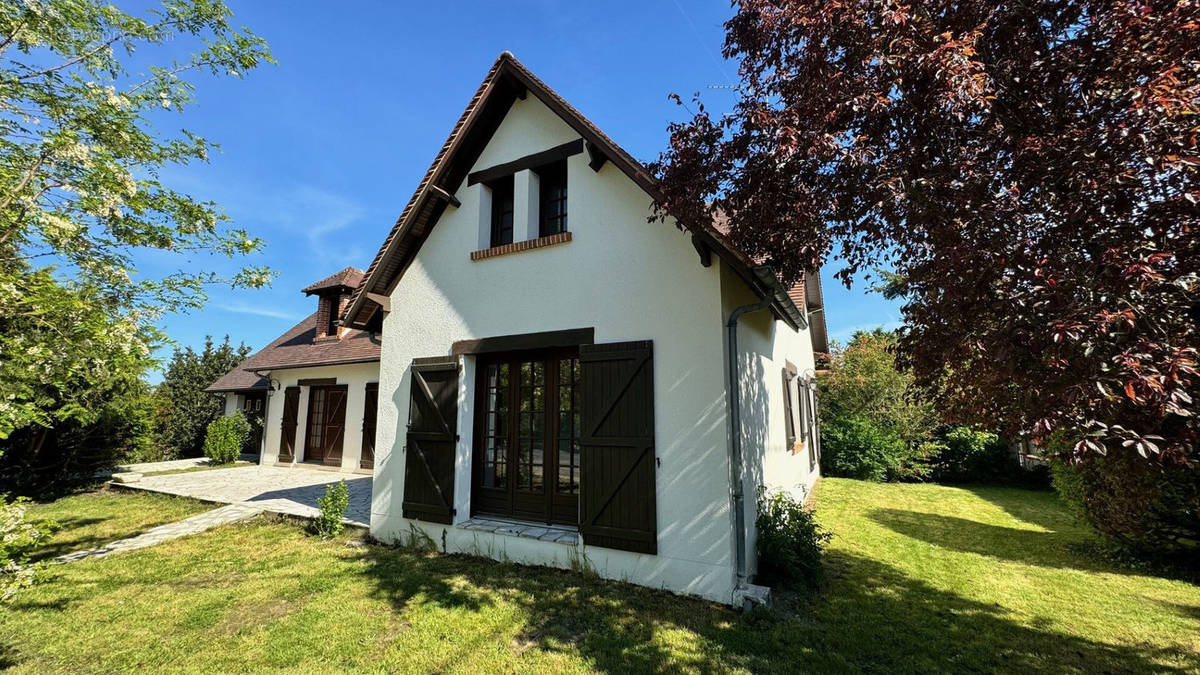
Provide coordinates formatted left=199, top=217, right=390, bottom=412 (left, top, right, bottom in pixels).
left=304, top=384, right=347, bottom=466
left=472, top=349, right=580, bottom=525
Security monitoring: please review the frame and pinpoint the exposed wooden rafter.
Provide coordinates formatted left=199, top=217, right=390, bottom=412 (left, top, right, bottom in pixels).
left=586, top=140, right=608, bottom=172
left=428, top=185, right=461, bottom=209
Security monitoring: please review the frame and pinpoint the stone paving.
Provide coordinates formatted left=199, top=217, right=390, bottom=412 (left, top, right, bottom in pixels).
left=95, top=454, right=261, bottom=477
left=117, top=464, right=372, bottom=526
left=55, top=503, right=264, bottom=563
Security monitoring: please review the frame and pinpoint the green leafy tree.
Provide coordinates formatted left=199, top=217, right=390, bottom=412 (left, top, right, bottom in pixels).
left=0, top=0, right=274, bottom=449
left=0, top=314, right=157, bottom=494
left=652, top=0, right=1198, bottom=461
left=155, top=335, right=249, bottom=459
left=820, top=329, right=938, bottom=447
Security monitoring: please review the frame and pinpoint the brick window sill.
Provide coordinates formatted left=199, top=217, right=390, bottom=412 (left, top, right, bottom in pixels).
left=470, top=231, right=572, bottom=261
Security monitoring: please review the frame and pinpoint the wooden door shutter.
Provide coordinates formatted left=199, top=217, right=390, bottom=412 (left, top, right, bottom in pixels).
left=279, top=386, right=300, bottom=462
left=402, top=357, right=460, bottom=524
left=361, top=382, right=378, bottom=470
left=324, top=386, right=348, bottom=464
left=579, top=341, right=656, bottom=554
left=781, top=369, right=797, bottom=454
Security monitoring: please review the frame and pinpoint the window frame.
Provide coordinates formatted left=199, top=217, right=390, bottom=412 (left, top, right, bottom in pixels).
left=536, top=159, right=568, bottom=237
left=488, top=174, right=515, bottom=247
left=471, top=347, right=581, bottom=526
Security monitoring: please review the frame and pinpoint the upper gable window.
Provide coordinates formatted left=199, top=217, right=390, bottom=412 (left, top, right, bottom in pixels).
left=489, top=175, right=515, bottom=247
left=537, top=160, right=567, bottom=237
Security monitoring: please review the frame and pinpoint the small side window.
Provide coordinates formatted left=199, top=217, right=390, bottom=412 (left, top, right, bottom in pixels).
left=489, top=175, right=514, bottom=247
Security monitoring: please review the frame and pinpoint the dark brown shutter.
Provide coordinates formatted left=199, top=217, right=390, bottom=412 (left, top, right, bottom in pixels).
left=782, top=369, right=796, bottom=454
left=579, top=341, right=656, bottom=554
left=402, top=357, right=459, bottom=524
left=278, top=386, right=300, bottom=461
left=324, top=386, right=347, bottom=464
left=361, top=382, right=378, bottom=470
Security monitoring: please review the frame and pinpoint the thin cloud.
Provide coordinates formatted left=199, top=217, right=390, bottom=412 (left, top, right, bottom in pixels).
left=219, top=303, right=300, bottom=321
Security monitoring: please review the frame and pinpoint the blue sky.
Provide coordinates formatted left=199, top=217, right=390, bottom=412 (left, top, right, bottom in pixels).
left=144, top=1, right=901, bottom=378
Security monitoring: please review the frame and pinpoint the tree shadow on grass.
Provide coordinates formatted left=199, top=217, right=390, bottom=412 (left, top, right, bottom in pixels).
left=962, top=485, right=1080, bottom=532
left=869, top=507, right=1138, bottom=575
left=356, top=541, right=1199, bottom=673
left=25, top=516, right=107, bottom=562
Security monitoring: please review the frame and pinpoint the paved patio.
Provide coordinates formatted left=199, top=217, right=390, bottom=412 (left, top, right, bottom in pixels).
left=116, top=465, right=372, bottom=527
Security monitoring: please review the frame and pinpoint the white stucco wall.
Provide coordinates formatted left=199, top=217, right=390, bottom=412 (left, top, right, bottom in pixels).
left=260, top=361, right=380, bottom=471
left=719, top=263, right=821, bottom=580
left=372, top=95, right=740, bottom=603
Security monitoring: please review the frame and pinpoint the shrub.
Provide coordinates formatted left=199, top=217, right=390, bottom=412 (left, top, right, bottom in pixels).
left=1048, top=444, right=1199, bottom=562
left=821, top=415, right=910, bottom=481
left=925, top=426, right=1017, bottom=483
left=203, top=413, right=249, bottom=465
left=154, top=336, right=252, bottom=459
left=1, top=495, right=51, bottom=600
left=0, top=375, right=156, bottom=497
left=755, top=488, right=831, bottom=588
left=818, top=329, right=939, bottom=448
left=314, top=480, right=350, bottom=538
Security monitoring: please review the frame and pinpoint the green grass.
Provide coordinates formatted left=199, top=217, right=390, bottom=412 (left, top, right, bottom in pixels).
left=1, top=479, right=1197, bottom=673
left=23, top=489, right=212, bottom=561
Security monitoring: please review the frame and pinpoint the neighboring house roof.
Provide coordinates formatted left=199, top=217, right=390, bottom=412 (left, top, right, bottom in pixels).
left=206, top=268, right=382, bottom=393
left=301, top=266, right=364, bottom=296
left=205, top=312, right=382, bottom=393
left=343, top=51, right=807, bottom=333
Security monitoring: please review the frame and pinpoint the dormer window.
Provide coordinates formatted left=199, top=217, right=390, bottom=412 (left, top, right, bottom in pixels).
left=489, top=175, right=514, bottom=247
left=537, top=160, right=567, bottom=237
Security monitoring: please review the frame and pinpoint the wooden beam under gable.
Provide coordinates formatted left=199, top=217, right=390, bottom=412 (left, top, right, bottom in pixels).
left=467, top=139, right=584, bottom=186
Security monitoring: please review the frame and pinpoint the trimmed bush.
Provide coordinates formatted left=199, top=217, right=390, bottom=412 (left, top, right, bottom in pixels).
left=925, top=426, right=1016, bottom=483
left=203, top=413, right=249, bottom=465
left=314, top=480, right=350, bottom=538
left=821, top=415, right=910, bottom=481
left=755, top=488, right=831, bottom=588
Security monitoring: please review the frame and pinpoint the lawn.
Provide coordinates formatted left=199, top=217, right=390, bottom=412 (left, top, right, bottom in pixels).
left=1, top=479, right=1197, bottom=673
left=23, top=489, right=213, bottom=562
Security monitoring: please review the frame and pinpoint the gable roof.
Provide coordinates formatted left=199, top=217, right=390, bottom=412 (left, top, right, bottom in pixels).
left=343, top=52, right=807, bottom=333
left=302, top=266, right=364, bottom=295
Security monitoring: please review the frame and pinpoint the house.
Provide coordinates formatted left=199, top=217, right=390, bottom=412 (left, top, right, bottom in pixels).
left=331, top=52, right=828, bottom=606
left=206, top=266, right=381, bottom=471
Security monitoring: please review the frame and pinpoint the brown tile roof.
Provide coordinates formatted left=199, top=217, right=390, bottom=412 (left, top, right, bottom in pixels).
left=302, top=266, right=364, bottom=295
left=343, top=51, right=806, bottom=332
left=205, top=312, right=381, bottom=393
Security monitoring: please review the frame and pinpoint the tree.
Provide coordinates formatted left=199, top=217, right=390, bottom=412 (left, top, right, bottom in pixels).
left=821, top=329, right=938, bottom=447
left=0, top=335, right=156, bottom=495
left=0, top=1, right=274, bottom=449
left=652, top=0, right=1198, bottom=463
left=154, top=335, right=249, bottom=459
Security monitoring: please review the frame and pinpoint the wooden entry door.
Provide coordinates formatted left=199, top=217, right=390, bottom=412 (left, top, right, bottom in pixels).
left=304, top=385, right=348, bottom=465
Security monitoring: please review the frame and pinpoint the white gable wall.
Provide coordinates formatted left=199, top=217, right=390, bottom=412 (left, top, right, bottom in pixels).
left=371, top=96, right=740, bottom=602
